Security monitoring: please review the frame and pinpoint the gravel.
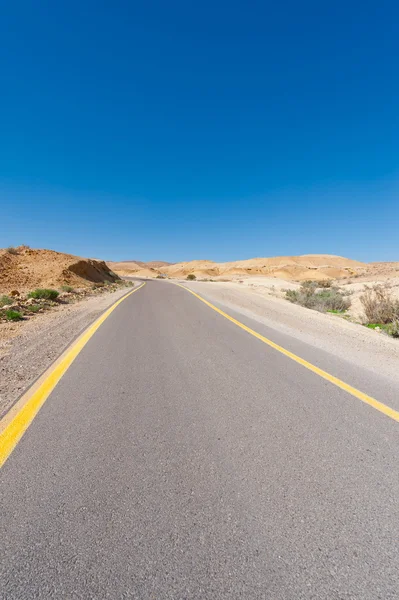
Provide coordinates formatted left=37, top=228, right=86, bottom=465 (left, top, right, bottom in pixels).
left=0, top=286, right=134, bottom=416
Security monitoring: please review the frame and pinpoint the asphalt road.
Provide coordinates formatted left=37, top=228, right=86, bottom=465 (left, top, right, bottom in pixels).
left=1, top=281, right=398, bottom=599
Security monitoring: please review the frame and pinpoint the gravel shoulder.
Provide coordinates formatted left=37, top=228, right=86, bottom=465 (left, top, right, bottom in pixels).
left=184, top=280, right=399, bottom=386
left=0, top=286, right=135, bottom=416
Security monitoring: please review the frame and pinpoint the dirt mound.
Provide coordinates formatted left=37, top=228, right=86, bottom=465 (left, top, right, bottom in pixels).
left=0, top=246, right=120, bottom=293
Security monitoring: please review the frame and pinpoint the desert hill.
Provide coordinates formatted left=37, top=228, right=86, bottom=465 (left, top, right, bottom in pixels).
left=107, top=260, right=173, bottom=277
left=110, top=254, right=368, bottom=281
left=0, top=246, right=120, bottom=293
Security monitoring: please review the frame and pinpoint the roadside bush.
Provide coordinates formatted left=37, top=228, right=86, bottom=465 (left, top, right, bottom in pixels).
left=28, top=288, right=59, bottom=300
left=360, top=285, right=399, bottom=324
left=5, top=309, right=23, bottom=321
left=387, top=319, right=399, bottom=338
left=0, top=295, right=12, bottom=307
left=186, top=274, right=196, bottom=281
left=285, top=282, right=351, bottom=313
left=61, top=285, right=74, bottom=292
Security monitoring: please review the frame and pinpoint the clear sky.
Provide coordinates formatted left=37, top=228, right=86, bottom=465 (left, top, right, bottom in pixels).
left=1, top=1, right=398, bottom=262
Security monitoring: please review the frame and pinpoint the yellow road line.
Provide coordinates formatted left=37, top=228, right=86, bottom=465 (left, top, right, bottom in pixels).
left=0, top=283, right=146, bottom=468
left=176, top=283, right=399, bottom=423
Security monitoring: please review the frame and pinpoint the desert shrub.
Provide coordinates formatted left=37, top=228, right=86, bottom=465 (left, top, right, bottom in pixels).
left=314, top=288, right=351, bottom=312
left=6, top=246, right=18, bottom=255
left=301, top=280, right=319, bottom=292
left=61, top=285, right=74, bottom=292
left=5, top=309, right=23, bottom=321
left=360, top=285, right=399, bottom=324
left=387, top=319, right=399, bottom=338
left=0, top=295, right=13, bottom=307
left=285, top=282, right=351, bottom=312
left=186, top=274, right=196, bottom=281
left=28, top=288, right=59, bottom=300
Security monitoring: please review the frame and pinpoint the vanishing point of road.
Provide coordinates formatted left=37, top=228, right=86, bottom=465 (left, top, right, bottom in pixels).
left=1, top=280, right=398, bottom=599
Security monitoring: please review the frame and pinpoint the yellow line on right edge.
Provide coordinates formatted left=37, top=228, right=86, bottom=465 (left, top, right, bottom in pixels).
left=176, top=283, right=399, bottom=423
left=0, top=282, right=146, bottom=468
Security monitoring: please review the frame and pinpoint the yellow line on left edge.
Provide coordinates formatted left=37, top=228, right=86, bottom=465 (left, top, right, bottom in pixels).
left=0, top=282, right=146, bottom=468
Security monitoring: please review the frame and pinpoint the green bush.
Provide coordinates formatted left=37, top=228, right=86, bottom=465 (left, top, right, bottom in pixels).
left=28, top=304, right=41, bottom=313
left=5, top=309, right=23, bottom=321
left=61, top=285, right=74, bottom=293
left=285, top=282, right=351, bottom=313
left=28, top=288, right=59, bottom=300
left=186, top=274, right=196, bottom=281
left=0, top=295, right=13, bottom=307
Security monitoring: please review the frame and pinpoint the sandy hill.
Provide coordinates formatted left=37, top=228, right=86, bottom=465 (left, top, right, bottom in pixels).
left=0, top=246, right=120, bottom=293
left=108, top=260, right=173, bottom=277
left=161, top=255, right=367, bottom=281
left=109, top=254, right=370, bottom=281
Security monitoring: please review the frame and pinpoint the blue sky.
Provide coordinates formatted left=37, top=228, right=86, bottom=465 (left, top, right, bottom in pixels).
left=1, top=1, right=398, bottom=262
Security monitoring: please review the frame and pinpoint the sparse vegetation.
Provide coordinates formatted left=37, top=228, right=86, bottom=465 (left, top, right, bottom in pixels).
left=6, top=246, right=18, bottom=255
left=61, top=285, right=74, bottom=292
left=28, top=288, right=59, bottom=300
left=360, top=285, right=399, bottom=324
left=27, top=304, right=41, bottom=313
left=285, top=281, right=351, bottom=313
left=5, top=309, right=23, bottom=321
left=186, top=274, right=196, bottom=281
left=0, top=295, right=13, bottom=307
left=360, top=285, right=399, bottom=338
left=387, top=319, right=399, bottom=338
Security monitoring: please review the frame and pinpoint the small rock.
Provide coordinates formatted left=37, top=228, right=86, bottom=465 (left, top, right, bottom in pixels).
left=24, top=298, right=37, bottom=306
left=5, top=304, right=22, bottom=311
left=9, top=290, right=20, bottom=297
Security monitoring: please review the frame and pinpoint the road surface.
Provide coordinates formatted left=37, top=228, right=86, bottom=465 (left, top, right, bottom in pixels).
left=1, top=281, right=398, bottom=599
